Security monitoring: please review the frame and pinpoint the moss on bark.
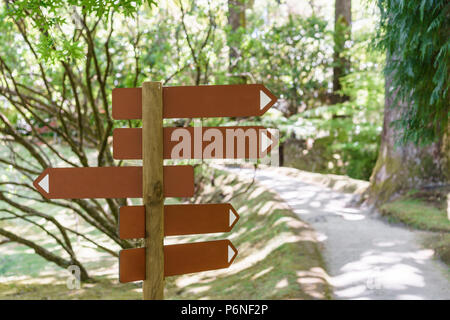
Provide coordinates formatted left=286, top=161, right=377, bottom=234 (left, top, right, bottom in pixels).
left=367, top=67, right=449, bottom=205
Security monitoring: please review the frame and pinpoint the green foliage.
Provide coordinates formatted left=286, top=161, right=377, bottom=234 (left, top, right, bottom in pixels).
left=330, top=31, right=385, bottom=179
left=268, top=28, right=385, bottom=181
left=2, top=0, right=156, bottom=62
left=0, top=1, right=386, bottom=176
left=235, top=14, right=331, bottom=114
left=376, top=0, right=450, bottom=144
left=203, top=10, right=385, bottom=181
left=265, top=15, right=330, bottom=113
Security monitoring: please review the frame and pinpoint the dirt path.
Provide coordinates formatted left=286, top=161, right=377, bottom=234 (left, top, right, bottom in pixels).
left=225, top=166, right=450, bottom=300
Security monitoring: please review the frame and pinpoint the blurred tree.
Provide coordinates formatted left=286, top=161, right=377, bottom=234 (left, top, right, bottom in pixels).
left=332, top=0, right=351, bottom=103
left=277, top=27, right=385, bottom=181
left=227, top=0, right=247, bottom=83
left=368, top=0, right=449, bottom=204
left=258, top=15, right=330, bottom=116
left=177, top=0, right=217, bottom=86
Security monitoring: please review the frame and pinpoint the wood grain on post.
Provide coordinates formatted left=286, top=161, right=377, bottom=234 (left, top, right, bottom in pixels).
left=142, top=82, right=164, bottom=300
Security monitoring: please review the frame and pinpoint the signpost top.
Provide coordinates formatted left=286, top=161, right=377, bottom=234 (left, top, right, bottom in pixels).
left=112, top=84, right=277, bottom=120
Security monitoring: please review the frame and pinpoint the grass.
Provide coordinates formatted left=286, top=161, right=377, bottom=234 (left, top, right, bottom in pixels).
left=0, top=277, right=142, bottom=300
left=380, top=199, right=449, bottom=232
left=423, top=233, right=450, bottom=266
left=0, top=165, right=331, bottom=300
left=164, top=167, right=331, bottom=300
left=380, top=189, right=450, bottom=266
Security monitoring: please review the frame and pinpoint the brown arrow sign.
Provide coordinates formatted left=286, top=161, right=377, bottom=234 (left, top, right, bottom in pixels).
left=33, top=166, right=194, bottom=199
left=119, top=240, right=238, bottom=282
left=112, top=84, right=277, bottom=119
left=113, top=126, right=276, bottom=160
left=119, top=204, right=240, bottom=239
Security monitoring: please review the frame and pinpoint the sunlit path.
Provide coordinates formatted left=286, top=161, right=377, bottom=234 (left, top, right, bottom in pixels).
left=224, top=166, right=450, bottom=300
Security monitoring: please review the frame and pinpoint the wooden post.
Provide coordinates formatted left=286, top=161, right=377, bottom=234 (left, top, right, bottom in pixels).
left=142, top=81, right=164, bottom=299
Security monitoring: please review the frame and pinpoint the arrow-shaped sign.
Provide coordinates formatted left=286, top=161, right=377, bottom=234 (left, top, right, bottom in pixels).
left=119, top=240, right=238, bottom=282
left=112, top=84, right=277, bottom=119
left=119, top=204, right=240, bottom=239
left=33, top=166, right=194, bottom=199
left=113, top=127, right=277, bottom=160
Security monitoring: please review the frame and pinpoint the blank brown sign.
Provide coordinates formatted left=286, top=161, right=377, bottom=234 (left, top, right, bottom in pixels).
left=33, top=166, right=194, bottom=199
left=119, top=204, right=240, bottom=239
left=119, top=240, right=238, bottom=282
left=119, top=247, right=146, bottom=283
left=119, top=206, right=146, bottom=239
left=112, top=84, right=277, bottom=119
left=113, top=126, right=275, bottom=160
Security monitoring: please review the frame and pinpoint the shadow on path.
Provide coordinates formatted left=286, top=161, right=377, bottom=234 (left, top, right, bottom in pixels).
left=225, top=166, right=450, bottom=300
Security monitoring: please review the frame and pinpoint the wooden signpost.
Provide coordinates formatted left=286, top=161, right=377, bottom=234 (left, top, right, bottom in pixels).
left=33, top=82, right=277, bottom=300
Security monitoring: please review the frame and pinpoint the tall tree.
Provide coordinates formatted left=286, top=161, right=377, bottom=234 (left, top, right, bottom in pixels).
left=227, top=0, right=247, bottom=83
left=333, top=0, right=351, bottom=103
left=368, top=64, right=448, bottom=204
left=368, top=0, right=449, bottom=204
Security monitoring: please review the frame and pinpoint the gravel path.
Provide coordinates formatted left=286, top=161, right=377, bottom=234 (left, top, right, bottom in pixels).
left=225, top=166, right=450, bottom=300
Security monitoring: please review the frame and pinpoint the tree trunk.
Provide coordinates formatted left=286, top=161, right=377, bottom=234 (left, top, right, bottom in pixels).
left=228, top=0, right=246, bottom=83
left=367, top=60, right=449, bottom=205
left=332, top=0, right=351, bottom=103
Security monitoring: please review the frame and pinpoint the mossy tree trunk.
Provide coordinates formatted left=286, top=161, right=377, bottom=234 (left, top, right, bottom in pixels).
left=368, top=62, right=449, bottom=205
